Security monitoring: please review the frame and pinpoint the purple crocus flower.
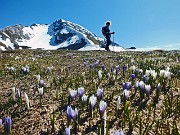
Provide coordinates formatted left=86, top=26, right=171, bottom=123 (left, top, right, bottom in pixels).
left=114, top=69, right=118, bottom=75
left=84, top=62, right=87, bottom=67
left=4, top=116, right=12, bottom=134
left=78, top=87, right=85, bottom=98
left=114, top=130, right=124, bottom=135
left=66, top=106, right=72, bottom=121
left=102, top=65, right=105, bottom=70
left=97, top=88, right=103, bottom=100
left=95, top=60, right=100, bottom=66
left=115, top=65, right=120, bottom=70
left=139, top=81, right=145, bottom=91
left=123, top=66, right=127, bottom=76
left=39, top=80, right=44, bottom=88
left=71, top=108, right=78, bottom=121
left=157, top=83, right=161, bottom=91
left=142, top=75, right=148, bottom=82
left=64, top=126, right=70, bottom=135
left=122, top=83, right=126, bottom=90
left=21, top=66, right=29, bottom=74
left=123, top=66, right=127, bottom=71
left=123, top=89, right=130, bottom=100
left=90, top=64, right=93, bottom=69
left=69, top=89, right=77, bottom=100
left=135, top=81, right=139, bottom=90
left=131, top=74, right=135, bottom=81
left=99, top=100, right=107, bottom=117
left=124, top=82, right=131, bottom=90
left=0, top=119, right=2, bottom=126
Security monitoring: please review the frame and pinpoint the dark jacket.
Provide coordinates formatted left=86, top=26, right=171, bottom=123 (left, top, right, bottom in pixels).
left=102, top=26, right=111, bottom=38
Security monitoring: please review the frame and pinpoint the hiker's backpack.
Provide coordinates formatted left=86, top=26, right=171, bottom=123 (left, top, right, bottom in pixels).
left=102, top=26, right=106, bottom=37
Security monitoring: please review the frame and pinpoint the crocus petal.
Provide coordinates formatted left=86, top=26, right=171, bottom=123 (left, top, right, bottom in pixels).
left=0, top=119, right=2, bottom=126
left=116, top=96, right=121, bottom=110
left=114, top=130, right=124, bottom=135
left=131, top=74, right=135, bottom=80
left=145, top=84, right=151, bottom=96
left=82, top=94, right=88, bottom=104
left=4, top=116, right=12, bottom=134
left=24, top=92, right=30, bottom=109
left=89, top=94, right=97, bottom=108
left=65, top=126, right=70, bottom=135
left=145, top=70, right=150, bottom=76
left=69, top=89, right=77, bottom=100
left=125, top=82, right=131, bottom=90
left=98, top=70, right=102, bottom=79
left=99, top=100, right=107, bottom=116
left=71, top=108, right=78, bottom=120
left=135, top=81, right=139, bottom=90
left=139, top=81, right=145, bottom=91
left=102, top=65, right=105, bottom=70
left=12, top=87, right=16, bottom=101
left=39, top=80, right=45, bottom=88
left=78, top=87, right=85, bottom=97
left=123, top=89, right=130, bottom=99
left=97, top=88, right=103, bottom=100
left=38, top=87, right=43, bottom=96
left=66, top=106, right=72, bottom=121
left=157, top=83, right=161, bottom=91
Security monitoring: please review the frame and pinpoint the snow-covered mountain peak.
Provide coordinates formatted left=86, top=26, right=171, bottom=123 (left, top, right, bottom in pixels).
left=0, top=19, right=125, bottom=51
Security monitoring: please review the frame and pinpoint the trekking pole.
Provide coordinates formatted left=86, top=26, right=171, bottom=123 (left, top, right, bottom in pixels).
left=113, top=33, right=114, bottom=52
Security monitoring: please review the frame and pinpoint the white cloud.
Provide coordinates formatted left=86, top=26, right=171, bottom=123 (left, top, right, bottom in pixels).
left=137, top=43, right=180, bottom=51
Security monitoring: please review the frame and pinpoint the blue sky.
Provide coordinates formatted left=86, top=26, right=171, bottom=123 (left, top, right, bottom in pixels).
left=1, top=0, right=180, bottom=50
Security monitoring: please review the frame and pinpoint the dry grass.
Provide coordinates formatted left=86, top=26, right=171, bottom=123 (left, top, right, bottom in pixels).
left=0, top=50, right=179, bottom=135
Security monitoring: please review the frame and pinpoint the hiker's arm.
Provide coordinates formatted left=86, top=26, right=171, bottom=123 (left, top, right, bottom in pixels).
left=110, top=32, right=115, bottom=34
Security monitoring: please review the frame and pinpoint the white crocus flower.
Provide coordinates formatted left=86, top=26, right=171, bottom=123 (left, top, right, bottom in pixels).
left=38, top=87, right=43, bottom=96
left=152, top=71, right=157, bottom=80
left=24, top=92, right=30, bottom=109
left=98, top=70, right=102, bottom=80
left=69, top=89, right=77, bottom=100
left=139, top=69, right=143, bottom=74
left=150, top=70, right=155, bottom=76
left=116, top=96, right=121, bottom=110
left=145, top=70, right=151, bottom=77
left=89, top=94, right=97, bottom=108
left=166, top=67, right=170, bottom=71
left=34, top=74, right=41, bottom=83
left=12, top=87, right=16, bottom=101
left=107, top=73, right=111, bottom=79
left=99, top=100, right=107, bottom=117
left=145, top=84, right=151, bottom=96
left=84, top=79, right=87, bottom=85
left=130, top=65, right=136, bottom=71
left=123, top=89, right=130, bottom=99
left=164, top=71, right=171, bottom=80
left=82, top=94, right=88, bottom=104
left=160, top=70, right=166, bottom=77
left=113, top=75, right=116, bottom=80
left=139, top=81, right=145, bottom=90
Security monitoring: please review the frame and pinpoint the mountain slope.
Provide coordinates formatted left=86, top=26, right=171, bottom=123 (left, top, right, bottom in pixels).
left=0, top=19, right=125, bottom=51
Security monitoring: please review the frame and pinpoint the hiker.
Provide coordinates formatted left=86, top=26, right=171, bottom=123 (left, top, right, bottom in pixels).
left=102, top=21, right=115, bottom=51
